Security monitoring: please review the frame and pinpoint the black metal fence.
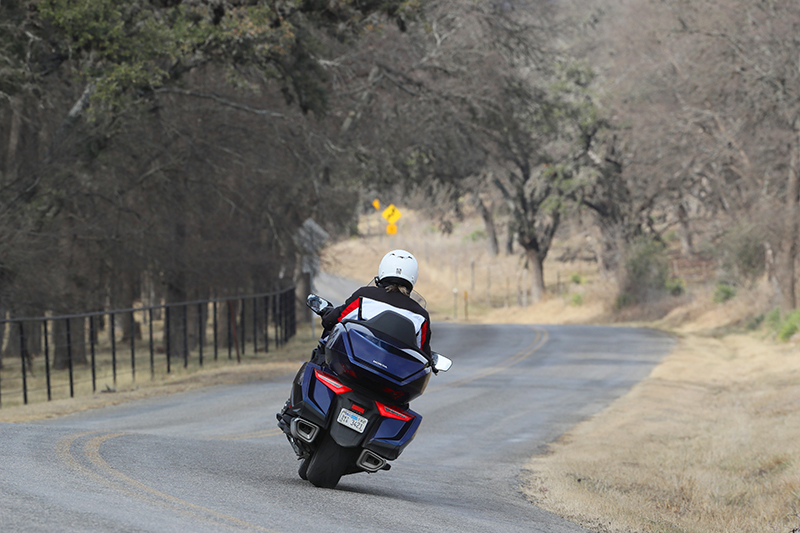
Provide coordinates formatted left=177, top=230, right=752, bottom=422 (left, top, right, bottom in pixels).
left=0, top=286, right=297, bottom=408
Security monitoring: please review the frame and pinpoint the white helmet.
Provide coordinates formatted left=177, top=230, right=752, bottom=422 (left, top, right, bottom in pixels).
left=377, top=249, right=419, bottom=291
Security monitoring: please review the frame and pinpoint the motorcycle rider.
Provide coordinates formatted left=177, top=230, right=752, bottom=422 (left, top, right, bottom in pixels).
left=279, top=249, right=431, bottom=424
left=312, top=249, right=432, bottom=363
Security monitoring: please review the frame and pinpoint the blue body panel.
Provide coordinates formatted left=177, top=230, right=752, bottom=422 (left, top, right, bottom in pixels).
left=326, top=322, right=431, bottom=404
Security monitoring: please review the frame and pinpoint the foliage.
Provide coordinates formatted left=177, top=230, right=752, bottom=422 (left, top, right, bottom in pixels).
left=665, top=277, right=685, bottom=297
left=620, top=237, right=669, bottom=305
left=713, top=283, right=737, bottom=304
left=571, top=293, right=583, bottom=306
left=765, top=307, right=782, bottom=332
left=463, top=229, right=487, bottom=243
left=714, top=224, right=767, bottom=288
left=777, top=310, right=800, bottom=342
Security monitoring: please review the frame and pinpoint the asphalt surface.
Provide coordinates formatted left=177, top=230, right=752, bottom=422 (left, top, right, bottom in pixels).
left=0, top=309, right=674, bottom=533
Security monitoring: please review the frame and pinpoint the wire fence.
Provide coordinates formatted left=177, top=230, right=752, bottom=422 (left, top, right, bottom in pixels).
left=0, top=286, right=297, bottom=409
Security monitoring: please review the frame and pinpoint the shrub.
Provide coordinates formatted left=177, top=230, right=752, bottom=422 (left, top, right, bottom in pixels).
left=619, top=237, right=669, bottom=304
left=713, top=283, right=737, bottom=303
left=571, top=293, right=584, bottom=306
left=777, top=310, right=800, bottom=342
left=766, top=307, right=782, bottom=333
left=665, top=277, right=685, bottom=296
left=714, top=223, right=767, bottom=287
left=463, top=229, right=487, bottom=243
left=570, top=273, right=583, bottom=285
left=615, top=293, right=635, bottom=309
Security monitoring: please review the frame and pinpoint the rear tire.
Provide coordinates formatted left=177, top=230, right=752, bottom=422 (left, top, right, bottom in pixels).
left=305, top=433, right=359, bottom=489
left=298, top=457, right=309, bottom=480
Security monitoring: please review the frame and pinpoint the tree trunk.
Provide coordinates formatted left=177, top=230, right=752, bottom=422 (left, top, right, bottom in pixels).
left=505, top=222, right=515, bottom=255
left=474, top=195, right=499, bottom=256
left=676, top=202, right=694, bottom=257
left=778, top=130, right=800, bottom=313
left=525, top=248, right=546, bottom=303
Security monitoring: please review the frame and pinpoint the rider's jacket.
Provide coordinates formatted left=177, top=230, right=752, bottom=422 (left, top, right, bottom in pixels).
left=321, top=286, right=432, bottom=355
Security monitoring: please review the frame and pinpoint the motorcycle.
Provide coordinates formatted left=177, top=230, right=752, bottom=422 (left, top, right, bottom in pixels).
left=277, top=294, right=452, bottom=489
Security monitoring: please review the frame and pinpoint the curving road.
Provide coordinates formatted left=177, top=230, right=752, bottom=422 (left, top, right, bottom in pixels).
left=0, top=318, right=673, bottom=533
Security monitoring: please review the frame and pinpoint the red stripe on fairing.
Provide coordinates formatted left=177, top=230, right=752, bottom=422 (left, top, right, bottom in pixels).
left=420, top=321, right=428, bottom=347
left=338, top=298, right=361, bottom=322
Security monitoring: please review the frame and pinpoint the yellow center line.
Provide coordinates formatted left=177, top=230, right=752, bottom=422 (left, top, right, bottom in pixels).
left=56, top=431, right=279, bottom=532
left=83, top=433, right=279, bottom=533
left=55, top=431, right=142, bottom=499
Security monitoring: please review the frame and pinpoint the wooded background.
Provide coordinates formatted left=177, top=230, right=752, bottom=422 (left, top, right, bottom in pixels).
left=2, top=1, right=799, bottom=365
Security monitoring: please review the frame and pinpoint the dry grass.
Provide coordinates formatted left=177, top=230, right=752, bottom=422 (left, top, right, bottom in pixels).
left=522, top=332, right=800, bottom=533
left=0, top=332, right=316, bottom=423
left=322, top=208, right=607, bottom=324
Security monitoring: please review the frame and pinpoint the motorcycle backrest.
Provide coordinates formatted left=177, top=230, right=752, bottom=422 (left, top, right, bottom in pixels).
left=342, top=310, right=419, bottom=352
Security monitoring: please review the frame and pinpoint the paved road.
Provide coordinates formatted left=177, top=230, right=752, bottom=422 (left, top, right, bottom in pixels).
left=1, top=322, right=673, bottom=532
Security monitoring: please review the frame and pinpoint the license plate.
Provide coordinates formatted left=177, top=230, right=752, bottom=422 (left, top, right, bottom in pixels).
left=337, top=408, right=368, bottom=433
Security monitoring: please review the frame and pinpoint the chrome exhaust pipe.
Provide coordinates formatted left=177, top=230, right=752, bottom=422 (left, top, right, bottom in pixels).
left=357, top=449, right=387, bottom=473
left=290, top=418, right=320, bottom=443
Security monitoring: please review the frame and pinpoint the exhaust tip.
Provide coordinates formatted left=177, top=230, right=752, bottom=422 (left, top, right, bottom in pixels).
left=357, top=449, right=387, bottom=473
left=290, top=418, right=320, bottom=443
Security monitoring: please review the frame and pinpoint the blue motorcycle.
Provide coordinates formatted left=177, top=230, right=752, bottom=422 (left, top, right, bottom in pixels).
left=277, top=294, right=452, bottom=488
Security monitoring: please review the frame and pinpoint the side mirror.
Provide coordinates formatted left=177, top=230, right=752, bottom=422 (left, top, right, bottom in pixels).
left=306, top=294, right=332, bottom=316
left=431, top=352, right=452, bottom=373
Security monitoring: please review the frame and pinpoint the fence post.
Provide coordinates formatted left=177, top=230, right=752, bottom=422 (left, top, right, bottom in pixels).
left=264, top=296, right=269, bottom=353
left=183, top=304, right=188, bottom=369
left=165, top=306, right=171, bottom=374
left=110, top=313, right=117, bottom=385
left=290, top=290, right=296, bottom=338
left=240, top=298, right=246, bottom=357
left=213, top=301, right=218, bottom=361
left=66, top=318, right=74, bottom=398
left=273, top=294, right=279, bottom=349
left=227, top=301, right=233, bottom=360
left=130, top=311, right=136, bottom=382
left=90, top=316, right=97, bottom=392
left=19, top=322, right=28, bottom=405
left=148, top=308, right=154, bottom=379
left=284, top=290, right=290, bottom=343
left=198, top=303, right=203, bottom=367
left=44, top=320, right=52, bottom=401
left=252, top=296, right=258, bottom=354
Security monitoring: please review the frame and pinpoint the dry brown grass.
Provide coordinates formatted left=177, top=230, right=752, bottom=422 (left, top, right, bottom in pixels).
left=0, top=332, right=316, bottom=423
left=522, top=332, right=800, bottom=533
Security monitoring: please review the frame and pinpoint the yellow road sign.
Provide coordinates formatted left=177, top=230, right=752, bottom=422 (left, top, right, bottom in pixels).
left=381, top=204, right=402, bottom=224
left=386, top=223, right=398, bottom=235
left=372, top=198, right=380, bottom=210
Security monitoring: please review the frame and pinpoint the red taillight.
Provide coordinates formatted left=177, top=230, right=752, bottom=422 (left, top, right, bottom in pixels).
left=375, top=401, right=413, bottom=421
left=314, top=369, right=352, bottom=395
left=351, top=404, right=365, bottom=414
